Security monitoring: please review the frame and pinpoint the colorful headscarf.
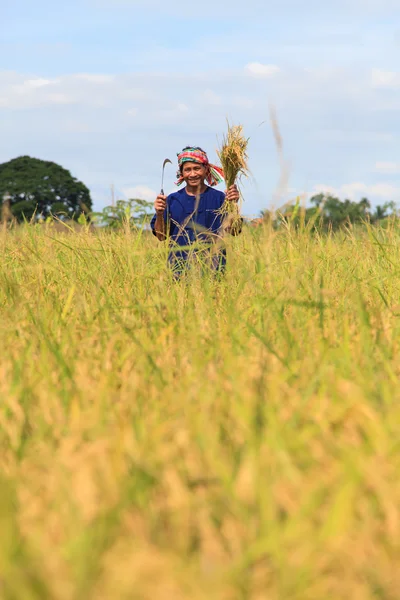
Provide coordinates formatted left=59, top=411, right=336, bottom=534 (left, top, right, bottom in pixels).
left=176, top=146, right=224, bottom=187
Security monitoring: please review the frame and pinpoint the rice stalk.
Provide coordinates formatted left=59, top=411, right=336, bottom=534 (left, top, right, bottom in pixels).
left=1, top=223, right=400, bottom=598
left=217, top=123, right=249, bottom=234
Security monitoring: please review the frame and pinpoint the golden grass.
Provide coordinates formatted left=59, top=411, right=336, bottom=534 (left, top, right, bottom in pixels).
left=1, top=221, right=400, bottom=599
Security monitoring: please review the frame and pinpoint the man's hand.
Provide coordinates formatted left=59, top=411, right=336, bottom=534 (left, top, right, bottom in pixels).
left=225, top=184, right=240, bottom=203
left=154, top=194, right=167, bottom=214
left=153, top=195, right=167, bottom=241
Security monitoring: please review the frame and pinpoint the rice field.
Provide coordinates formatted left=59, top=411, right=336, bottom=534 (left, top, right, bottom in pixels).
left=1, top=220, right=400, bottom=599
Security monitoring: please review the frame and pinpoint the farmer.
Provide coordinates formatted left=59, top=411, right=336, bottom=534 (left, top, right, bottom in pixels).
left=151, top=146, right=241, bottom=276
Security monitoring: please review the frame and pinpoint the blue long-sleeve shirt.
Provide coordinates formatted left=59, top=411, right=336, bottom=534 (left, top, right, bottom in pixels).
left=151, top=186, right=227, bottom=272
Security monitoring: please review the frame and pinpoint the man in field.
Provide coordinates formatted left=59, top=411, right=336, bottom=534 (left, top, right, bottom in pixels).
left=151, top=146, right=241, bottom=276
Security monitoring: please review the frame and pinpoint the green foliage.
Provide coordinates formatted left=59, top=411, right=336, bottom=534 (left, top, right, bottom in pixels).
left=91, top=198, right=154, bottom=229
left=260, top=195, right=398, bottom=231
left=0, top=155, right=92, bottom=222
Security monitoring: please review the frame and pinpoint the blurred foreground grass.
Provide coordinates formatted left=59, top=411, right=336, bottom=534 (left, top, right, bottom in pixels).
left=0, top=221, right=400, bottom=599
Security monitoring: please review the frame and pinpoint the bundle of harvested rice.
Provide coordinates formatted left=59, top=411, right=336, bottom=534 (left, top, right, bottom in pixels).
left=217, top=123, right=249, bottom=233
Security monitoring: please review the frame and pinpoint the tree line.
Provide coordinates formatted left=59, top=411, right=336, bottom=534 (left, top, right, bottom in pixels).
left=259, top=194, right=398, bottom=231
left=1, top=156, right=398, bottom=230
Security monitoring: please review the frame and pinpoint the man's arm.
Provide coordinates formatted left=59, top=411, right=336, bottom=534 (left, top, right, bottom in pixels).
left=153, top=194, right=168, bottom=241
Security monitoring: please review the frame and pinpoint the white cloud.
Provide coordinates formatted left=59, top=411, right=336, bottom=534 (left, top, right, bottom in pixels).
left=0, top=72, right=123, bottom=109
left=62, top=120, right=91, bottom=133
left=375, top=161, right=400, bottom=174
left=313, top=182, right=400, bottom=200
left=316, top=130, right=394, bottom=143
left=371, top=69, right=400, bottom=88
left=121, top=185, right=157, bottom=201
left=12, top=77, right=56, bottom=96
left=46, top=93, right=73, bottom=104
left=246, top=63, right=281, bottom=78
left=127, top=107, right=138, bottom=116
left=177, top=103, right=189, bottom=113
left=201, top=90, right=222, bottom=105
left=75, top=74, right=114, bottom=84
left=23, top=78, right=52, bottom=89
left=232, top=96, right=255, bottom=109
left=1, top=73, right=73, bottom=107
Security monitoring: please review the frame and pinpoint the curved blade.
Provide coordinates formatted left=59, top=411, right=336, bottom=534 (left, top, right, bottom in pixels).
left=161, top=158, right=173, bottom=194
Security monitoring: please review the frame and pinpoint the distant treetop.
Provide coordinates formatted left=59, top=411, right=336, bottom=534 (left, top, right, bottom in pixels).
left=0, top=155, right=92, bottom=222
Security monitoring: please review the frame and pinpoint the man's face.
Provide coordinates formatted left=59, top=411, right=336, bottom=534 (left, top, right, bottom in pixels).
left=181, top=162, right=207, bottom=187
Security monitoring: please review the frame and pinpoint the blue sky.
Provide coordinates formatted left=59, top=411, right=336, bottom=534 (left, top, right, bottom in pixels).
left=2, top=0, right=400, bottom=217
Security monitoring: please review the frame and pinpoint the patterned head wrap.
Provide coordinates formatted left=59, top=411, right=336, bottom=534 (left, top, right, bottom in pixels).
left=176, top=146, right=224, bottom=187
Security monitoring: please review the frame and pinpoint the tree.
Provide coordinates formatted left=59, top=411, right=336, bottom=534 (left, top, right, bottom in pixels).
left=92, top=198, right=154, bottom=229
left=309, top=194, right=372, bottom=230
left=372, top=201, right=397, bottom=223
left=0, top=156, right=92, bottom=222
